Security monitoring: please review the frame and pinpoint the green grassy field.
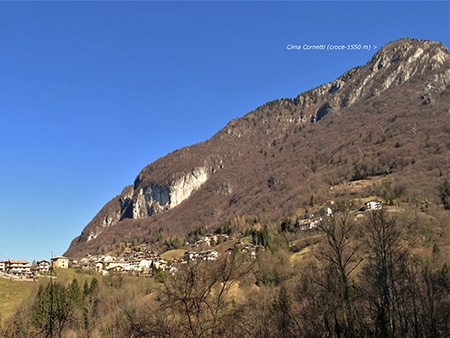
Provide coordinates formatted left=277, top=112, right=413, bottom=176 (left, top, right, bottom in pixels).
left=0, top=277, right=35, bottom=319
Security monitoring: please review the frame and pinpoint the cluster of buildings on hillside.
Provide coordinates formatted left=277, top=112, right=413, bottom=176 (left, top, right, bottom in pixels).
left=195, top=234, right=229, bottom=247
left=72, top=245, right=253, bottom=275
left=297, top=218, right=322, bottom=230
left=67, top=248, right=224, bottom=275
left=0, top=242, right=261, bottom=279
left=71, top=250, right=171, bottom=275
left=2, top=202, right=382, bottom=280
left=294, top=200, right=383, bottom=231
left=0, top=240, right=259, bottom=279
left=0, top=256, right=69, bottom=279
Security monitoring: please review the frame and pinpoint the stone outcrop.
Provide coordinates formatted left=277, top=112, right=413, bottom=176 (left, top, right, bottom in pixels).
left=127, top=167, right=210, bottom=219
left=80, top=167, right=211, bottom=242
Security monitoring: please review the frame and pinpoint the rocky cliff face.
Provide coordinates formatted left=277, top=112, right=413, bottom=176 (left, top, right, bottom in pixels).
left=127, top=167, right=210, bottom=219
left=243, top=38, right=449, bottom=125
left=66, top=38, right=450, bottom=256
left=77, top=167, right=212, bottom=243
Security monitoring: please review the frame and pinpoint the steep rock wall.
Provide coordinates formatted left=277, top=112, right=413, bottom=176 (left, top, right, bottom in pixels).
left=130, top=167, right=210, bottom=218
left=80, top=168, right=211, bottom=243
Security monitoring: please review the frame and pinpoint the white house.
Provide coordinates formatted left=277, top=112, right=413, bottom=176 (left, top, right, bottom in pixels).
left=37, top=260, right=51, bottom=273
left=365, top=200, right=382, bottom=211
left=7, top=260, right=31, bottom=276
left=95, top=262, right=104, bottom=273
left=126, top=259, right=152, bottom=272
left=137, top=259, right=152, bottom=272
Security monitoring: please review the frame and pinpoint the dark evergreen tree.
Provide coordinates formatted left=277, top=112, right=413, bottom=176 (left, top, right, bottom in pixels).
left=67, top=278, right=82, bottom=309
left=32, top=281, right=72, bottom=338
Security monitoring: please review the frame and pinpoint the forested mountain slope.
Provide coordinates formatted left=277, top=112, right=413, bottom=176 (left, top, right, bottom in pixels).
left=66, top=38, right=450, bottom=257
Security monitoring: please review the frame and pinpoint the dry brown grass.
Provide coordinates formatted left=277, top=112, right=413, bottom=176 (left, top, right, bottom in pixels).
left=160, top=249, right=186, bottom=260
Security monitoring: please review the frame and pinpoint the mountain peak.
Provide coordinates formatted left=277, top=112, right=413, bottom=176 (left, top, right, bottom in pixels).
left=371, top=38, right=449, bottom=75
left=302, top=38, right=449, bottom=121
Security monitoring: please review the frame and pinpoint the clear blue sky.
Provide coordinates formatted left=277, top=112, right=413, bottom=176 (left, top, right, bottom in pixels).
left=0, top=1, right=448, bottom=262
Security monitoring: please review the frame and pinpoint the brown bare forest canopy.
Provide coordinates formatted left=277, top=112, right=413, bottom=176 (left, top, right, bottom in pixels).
left=66, top=38, right=450, bottom=257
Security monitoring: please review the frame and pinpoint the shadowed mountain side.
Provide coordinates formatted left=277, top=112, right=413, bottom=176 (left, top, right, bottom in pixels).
left=66, top=38, right=450, bottom=257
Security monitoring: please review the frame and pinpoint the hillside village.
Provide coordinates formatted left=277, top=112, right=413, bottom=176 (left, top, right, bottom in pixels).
left=1, top=234, right=250, bottom=279
left=1, top=247, right=227, bottom=280
left=1, top=240, right=243, bottom=279
left=1, top=200, right=383, bottom=280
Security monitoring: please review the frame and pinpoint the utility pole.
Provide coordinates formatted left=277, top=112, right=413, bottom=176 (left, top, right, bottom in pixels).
left=50, top=251, right=53, bottom=338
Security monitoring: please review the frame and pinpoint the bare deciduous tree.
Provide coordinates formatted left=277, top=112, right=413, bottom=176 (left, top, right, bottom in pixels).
left=161, top=249, right=253, bottom=338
